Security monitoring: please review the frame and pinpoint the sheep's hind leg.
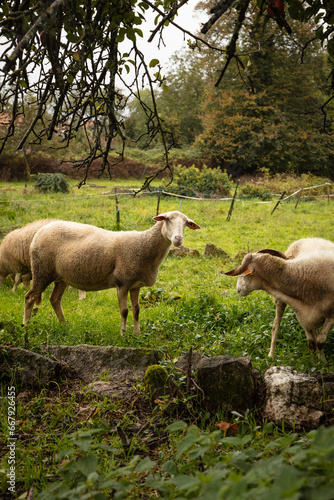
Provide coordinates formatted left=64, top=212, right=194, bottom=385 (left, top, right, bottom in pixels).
left=269, top=299, right=287, bottom=359
left=12, top=273, right=22, bottom=292
left=49, top=281, right=68, bottom=323
left=117, top=286, right=129, bottom=335
left=130, top=288, right=140, bottom=334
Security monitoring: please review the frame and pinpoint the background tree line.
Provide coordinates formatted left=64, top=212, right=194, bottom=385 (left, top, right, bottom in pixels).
left=1, top=0, right=334, bottom=181
left=125, top=1, right=334, bottom=178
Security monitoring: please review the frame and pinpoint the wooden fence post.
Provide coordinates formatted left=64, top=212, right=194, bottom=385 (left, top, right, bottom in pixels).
left=115, top=190, right=120, bottom=227
left=226, top=180, right=240, bottom=221
left=271, top=190, right=286, bottom=215
left=294, top=188, right=303, bottom=209
left=156, top=190, right=161, bottom=215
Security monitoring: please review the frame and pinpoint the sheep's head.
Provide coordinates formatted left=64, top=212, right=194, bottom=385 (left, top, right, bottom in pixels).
left=223, top=249, right=288, bottom=296
left=153, top=211, right=200, bottom=247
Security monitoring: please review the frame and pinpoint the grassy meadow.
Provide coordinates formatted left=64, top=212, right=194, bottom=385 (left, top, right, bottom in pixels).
left=1, top=177, right=334, bottom=499
left=0, top=178, right=333, bottom=372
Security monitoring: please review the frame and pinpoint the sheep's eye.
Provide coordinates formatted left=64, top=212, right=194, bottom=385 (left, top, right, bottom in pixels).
left=243, top=268, right=254, bottom=276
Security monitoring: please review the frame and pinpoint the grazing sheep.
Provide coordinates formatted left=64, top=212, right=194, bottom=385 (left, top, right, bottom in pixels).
left=224, top=242, right=334, bottom=362
left=0, top=220, right=86, bottom=300
left=0, top=219, right=55, bottom=292
left=24, top=211, right=201, bottom=333
left=269, top=238, right=334, bottom=359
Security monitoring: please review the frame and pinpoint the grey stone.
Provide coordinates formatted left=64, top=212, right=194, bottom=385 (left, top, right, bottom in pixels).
left=175, top=351, right=207, bottom=373
left=204, top=243, right=230, bottom=258
left=44, top=344, right=161, bottom=383
left=196, top=355, right=255, bottom=413
left=168, top=246, right=200, bottom=257
left=87, top=381, right=133, bottom=400
left=263, top=366, right=323, bottom=429
left=0, top=346, right=62, bottom=387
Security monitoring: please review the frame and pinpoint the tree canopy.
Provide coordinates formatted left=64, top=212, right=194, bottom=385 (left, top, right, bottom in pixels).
left=1, top=0, right=334, bottom=185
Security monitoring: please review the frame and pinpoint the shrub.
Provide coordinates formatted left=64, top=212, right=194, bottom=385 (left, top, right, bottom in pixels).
left=34, top=173, right=70, bottom=193
left=167, top=164, right=232, bottom=197
left=239, top=184, right=273, bottom=200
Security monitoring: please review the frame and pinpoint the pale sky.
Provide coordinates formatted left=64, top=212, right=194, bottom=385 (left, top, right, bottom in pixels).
left=118, top=2, right=205, bottom=89
left=138, top=2, right=203, bottom=67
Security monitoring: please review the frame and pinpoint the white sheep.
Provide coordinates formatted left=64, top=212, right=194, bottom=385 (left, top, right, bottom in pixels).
left=0, top=219, right=86, bottom=300
left=224, top=240, right=334, bottom=362
left=23, top=211, right=201, bottom=333
left=269, top=238, right=334, bottom=359
left=0, top=219, right=55, bottom=292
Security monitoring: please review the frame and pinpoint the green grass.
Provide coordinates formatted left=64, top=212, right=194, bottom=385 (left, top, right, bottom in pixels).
left=1, top=178, right=334, bottom=498
left=1, top=179, right=334, bottom=371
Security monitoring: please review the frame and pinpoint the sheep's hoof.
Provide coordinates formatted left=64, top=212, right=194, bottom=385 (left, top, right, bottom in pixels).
left=120, top=329, right=126, bottom=337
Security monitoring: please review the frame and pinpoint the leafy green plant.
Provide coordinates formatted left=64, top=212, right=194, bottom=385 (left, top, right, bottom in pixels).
left=34, top=173, right=70, bottom=194
left=166, top=164, right=232, bottom=197
left=33, top=422, right=334, bottom=500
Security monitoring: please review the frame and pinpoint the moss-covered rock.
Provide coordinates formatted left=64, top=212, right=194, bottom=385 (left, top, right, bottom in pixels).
left=144, top=364, right=168, bottom=389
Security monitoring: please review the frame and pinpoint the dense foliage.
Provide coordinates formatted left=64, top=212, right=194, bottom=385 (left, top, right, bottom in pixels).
left=34, top=423, right=334, bottom=500
left=35, top=173, right=70, bottom=193
left=2, top=1, right=334, bottom=183
left=125, top=4, right=334, bottom=177
left=163, top=164, right=232, bottom=196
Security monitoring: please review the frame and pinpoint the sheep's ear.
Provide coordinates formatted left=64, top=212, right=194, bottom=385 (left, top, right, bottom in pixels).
left=222, top=253, right=253, bottom=276
left=153, top=215, right=166, bottom=222
left=222, top=268, right=241, bottom=276
left=257, top=249, right=288, bottom=259
left=186, top=219, right=201, bottom=230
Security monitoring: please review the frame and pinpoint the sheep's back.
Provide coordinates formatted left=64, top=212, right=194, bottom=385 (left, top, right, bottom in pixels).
left=286, top=237, right=334, bottom=259
left=0, top=219, right=55, bottom=272
left=286, top=250, right=334, bottom=303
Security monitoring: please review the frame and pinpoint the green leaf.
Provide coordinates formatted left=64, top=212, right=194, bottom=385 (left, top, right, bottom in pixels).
left=169, top=474, right=201, bottom=491
left=126, top=27, right=136, bottom=42
left=287, top=0, right=305, bottom=21
left=166, top=421, right=187, bottom=432
left=76, top=454, right=98, bottom=477
left=75, top=437, right=92, bottom=452
left=162, top=460, right=177, bottom=475
left=135, top=457, right=156, bottom=472
left=222, top=435, right=252, bottom=446
left=55, top=448, right=75, bottom=461
left=149, top=58, right=160, bottom=68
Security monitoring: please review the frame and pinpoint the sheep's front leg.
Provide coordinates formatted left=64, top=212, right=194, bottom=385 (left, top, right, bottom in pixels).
left=316, top=318, right=334, bottom=363
left=24, top=289, right=42, bottom=324
left=269, top=299, right=287, bottom=359
left=49, top=281, right=68, bottom=323
left=130, top=288, right=140, bottom=334
left=117, top=286, right=129, bottom=335
left=305, top=329, right=318, bottom=353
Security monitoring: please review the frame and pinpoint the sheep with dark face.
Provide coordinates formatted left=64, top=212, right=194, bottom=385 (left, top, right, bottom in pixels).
left=24, top=211, right=201, bottom=333
left=224, top=239, right=334, bottom=362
